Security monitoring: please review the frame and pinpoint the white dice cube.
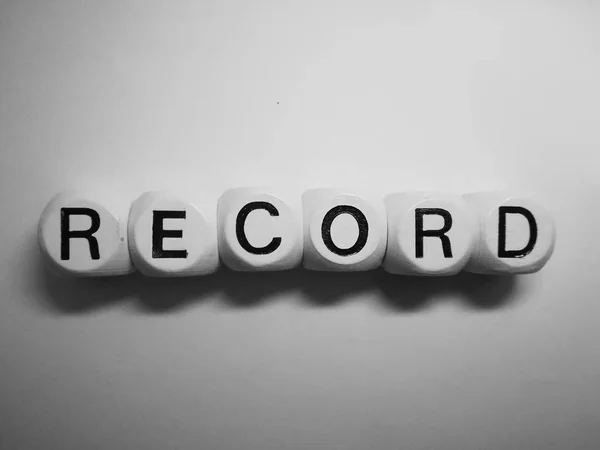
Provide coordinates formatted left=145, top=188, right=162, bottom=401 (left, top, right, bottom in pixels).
left=463, top=192, right=556, bottom=274
left=38, top=191, right=134, bottom=277
left=128, top=191, right=219, bottom=277
left=302, top=189, right=387, bottom=271
left=383, top=192, right=475, bottom=276
left=217, top=187, right=303, bottom=271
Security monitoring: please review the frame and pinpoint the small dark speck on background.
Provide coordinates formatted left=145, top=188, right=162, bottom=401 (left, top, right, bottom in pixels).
left=277, top=102, right=279, bottom=104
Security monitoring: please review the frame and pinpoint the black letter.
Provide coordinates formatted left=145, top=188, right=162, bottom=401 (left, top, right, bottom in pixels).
left=61, top=208, right=101, bottom=260
left=321, top=205, right=368, bottom=256
left=498, top=206, right=537, bottom=258
left=415, top=208, right=453, bottom=258
left=152, top=211, right=188, bottom=258
left=236, top=202, right=282, bottom=255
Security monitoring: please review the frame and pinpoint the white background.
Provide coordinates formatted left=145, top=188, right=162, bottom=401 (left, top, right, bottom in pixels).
left=1, top=1, right=599, bottom=449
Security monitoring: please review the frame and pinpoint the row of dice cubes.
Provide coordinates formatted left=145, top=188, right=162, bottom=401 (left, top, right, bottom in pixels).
left=38, top=188, right=555, bottom=277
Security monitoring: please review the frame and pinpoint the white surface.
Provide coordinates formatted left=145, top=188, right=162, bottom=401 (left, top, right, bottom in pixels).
left=1, top=1, right=599, bottom=449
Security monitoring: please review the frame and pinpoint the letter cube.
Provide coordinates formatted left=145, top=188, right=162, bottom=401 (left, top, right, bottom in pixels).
left=128, top=191, right=219, bottom=277
left=38, top=191, right=134, bottom=276
left=462, top=192, right=556, bottom=274
left=217, top=187, right=303, bottom=271
left=302, top=189, right=387, bottom=271
left=383, top=192, right=475, bottom=275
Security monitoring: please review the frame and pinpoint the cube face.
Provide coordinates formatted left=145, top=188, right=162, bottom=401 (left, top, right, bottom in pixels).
left=302, top=189, right=387, bottom=271
left=38, top=192, right=134, bottom=277
left=128, top=192, right=219, bottom=277
left=463, top=193, right=556, bottom=274
left=383, top=192, right=475, bottom=276
left=218, top=188, right=303, bottom=271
